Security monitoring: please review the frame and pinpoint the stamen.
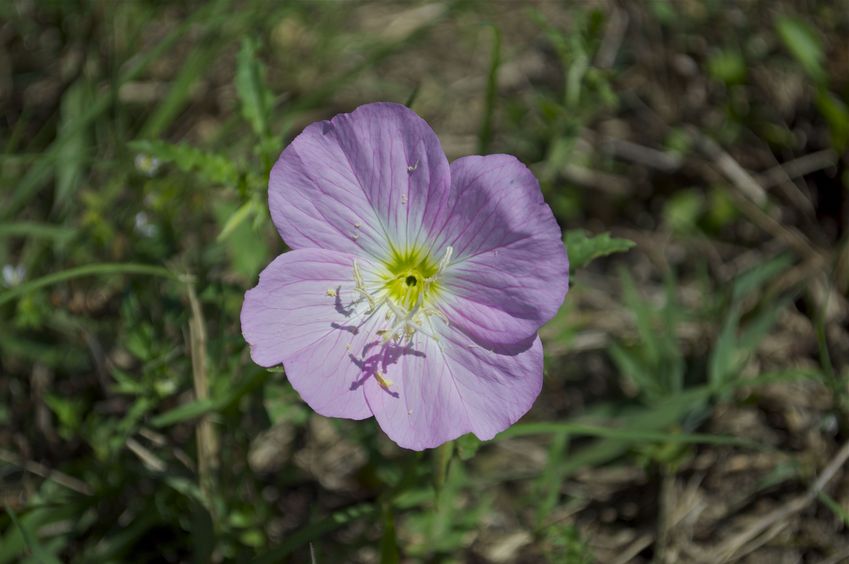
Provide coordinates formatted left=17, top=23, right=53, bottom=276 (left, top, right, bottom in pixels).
left=353, top=259, right=365, bottom=287
left=422, top=306, right=449, bottom=325
left=375, top=371, right=393, bottom=389
left=352, top=259, right=378, bottom=310
left=425, top=246, right=453, bottom=285
left=437, top=246, right=453, bottom=274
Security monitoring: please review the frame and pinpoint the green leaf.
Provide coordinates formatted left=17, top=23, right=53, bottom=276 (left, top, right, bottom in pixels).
left=140, top=43, right=224, bottom=139
left=564, top=229, right=635, bottom=270
left=534, top=430, right=569, bottom=524
left=55, top=79, right=90, bottom=215
left=217, top=198, right=257, bottom=242
left=128, top=140, right=240, bottom=187
left=707, top=49, right=747, bottom=85
left=610, top=342, right=663, bottom=402
left=379, top=503, right=400, bottom=564
left=150, top=398, right=219, bottom=428
left=498, top=388, right=711, bottom=481
left=776, top=16, right=826, bottom=83
left=663, top=189, right=703, bottom=234
left=213, top=199, right=269, bottom=280
left=4, top=1, right=227, bottom=219
left=433, top=440, right=454, bottom=500
left=4, top=505, right=63, bottom=564
left=731, top=254, right=793, bottom=302
left=236, top=38, right=274, bottom=138
left=455, top=433, right=482, bottom=461
left=816, top=89, right=849, bottom=151
left=818, top=491, right=849, bottom=527
left=0, top=222, right=75, bottom=242
left=710, top=302, right=742, bottom=391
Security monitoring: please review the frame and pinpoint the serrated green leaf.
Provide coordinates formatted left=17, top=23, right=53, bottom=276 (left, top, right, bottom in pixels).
left=128, top=140, right=240, bottom=187
left=564, top=230, right=635, bottom=270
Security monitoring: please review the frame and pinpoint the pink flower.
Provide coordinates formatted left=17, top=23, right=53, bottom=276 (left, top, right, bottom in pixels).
left=242, top=103, right=569, bottom=450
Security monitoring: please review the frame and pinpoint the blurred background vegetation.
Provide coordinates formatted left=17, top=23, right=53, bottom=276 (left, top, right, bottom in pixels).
left=2, top=0, right=848, bottom=562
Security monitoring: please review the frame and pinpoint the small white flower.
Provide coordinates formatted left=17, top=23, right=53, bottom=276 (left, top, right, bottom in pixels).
left=134, top=212, right=157, bottom=237
left=2, top=264, right=26, bottom=287
left=134, top=154, right=161, bottom=176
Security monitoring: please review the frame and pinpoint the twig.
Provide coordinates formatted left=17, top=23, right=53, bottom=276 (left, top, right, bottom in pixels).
left=691, top=131, right=824, bottom=262
left=655, top=469, right=675, bottom=564
left=711, top=439, right=849, bottom=562
left=601, top=137, right=682, bottom=172
left=820, top=545, right=849, bottom=564
left=560, top=163, right=631, bottom=195
left=139, top=427, right=196, bottom=471
left=596, top=6, right=629, bottom=69
left=692, top=131, right=767, bottom=205
left=757, top=149, right=837, bottom=189
left=610, top=532, right=653, bottom=564
left=126, top=437, right=166, bottom=473
left=186, top=279, right=219, bottom=508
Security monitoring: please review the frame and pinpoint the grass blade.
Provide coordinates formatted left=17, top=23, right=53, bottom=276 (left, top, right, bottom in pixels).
left=0, top=263, right=177, bottom=307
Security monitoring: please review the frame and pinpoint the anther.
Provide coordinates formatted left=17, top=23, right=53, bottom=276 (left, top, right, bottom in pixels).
left=375, top=371, right=393, bottom=389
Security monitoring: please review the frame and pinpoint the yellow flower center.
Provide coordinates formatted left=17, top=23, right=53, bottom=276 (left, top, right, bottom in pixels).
left=381, top=246, right=440, bottom=310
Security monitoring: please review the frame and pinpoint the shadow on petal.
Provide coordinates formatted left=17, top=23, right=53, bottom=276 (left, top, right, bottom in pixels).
left=348, top=340, right=426, bottom=398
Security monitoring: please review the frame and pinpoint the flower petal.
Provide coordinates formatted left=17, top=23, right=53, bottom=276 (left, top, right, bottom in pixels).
left=363, top=324, right=542, bottom=450
left=241, top=248, right=384, bottom=420
left=269, top=102, right=451, bottom=259
left=432, top=155, right=569, bottom=350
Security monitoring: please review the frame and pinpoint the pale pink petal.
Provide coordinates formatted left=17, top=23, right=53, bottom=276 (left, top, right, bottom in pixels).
left=363, top=322, right=542, bottom=450
left=241, top=248, right=382, bottom=420
left=430, top=155, right=569, bottom=350
left=269, top=102, right=451, bottom=259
